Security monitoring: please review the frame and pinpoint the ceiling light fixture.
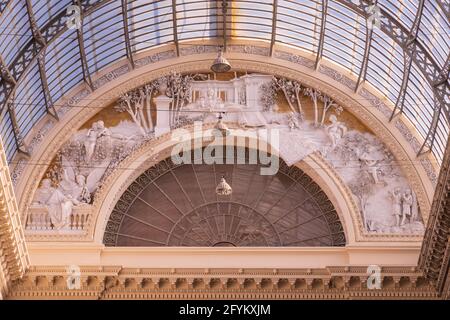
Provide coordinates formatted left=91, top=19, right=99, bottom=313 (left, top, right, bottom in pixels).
left=211, top=46, right=231, bottom=73
left=216, top=175, right=232, bottom=196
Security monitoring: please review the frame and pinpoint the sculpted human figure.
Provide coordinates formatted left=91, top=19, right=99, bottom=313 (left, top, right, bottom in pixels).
left=59, top=170, right=91, bottom=204
left=32, top=178, right=56, bottom=205
left=389, top=188, right=402, bottom=227
left=74, top=174, right=91, bottom=203
left=326, top=114, right=347, bottom=148
left=83, top=119, right=120, bottom=162
left=84, top=121, right=99, bottom=162
left=206, top=88, right=219, bottom=110
left=96, top=120, right=111, bottom=139
left=33, top=179, right=78, bottom=230
left=94, top=120, right=119, bottom=160
left=358, top=145, right=380, bottom=184
left=401, top=189, right=414, bottom=225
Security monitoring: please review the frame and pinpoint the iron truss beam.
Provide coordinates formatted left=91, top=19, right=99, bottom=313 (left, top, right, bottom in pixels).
left=417, top=91, right=443, bottom=155
left=0, top=0, right=10, bottom=15
left=171, top=0, right=179, bottom=57
left=6, top=96, right=29, bottom=156
left=74, top=0, right=94, bottom=91
left=25, top=0, right=58, bottom=121
left=435, top=0, right=450, bottom=19
left=0, top=54, right=17, bottom=146
left=433, top=55, right=450, bottom=123
left=355, top=25, right=373, bottom=92
left=221, top=0, right=228, bottom=52
left=336, top=0, right=449, bottom=120
left=25, top=0, right=46, bottom=47
left=0, top=55, right=15, bottom=85
left=354, top=0, right=381, bottom=93
left=121, top=0, right=134, bottom=67
left=0, top=55, right=16, bottom=106
left=314, top=0, right=328, bottom=70
left=418, top=55, right=450, bottom=156
left=269, top=0, right=278, bottom=57
left=389, top=52, right=413, bottom=121
left=0, top=0, right=448, bottom=147
left=389, top=0, right=425, bottom=122
left=37, top=53, right=58, bottom=120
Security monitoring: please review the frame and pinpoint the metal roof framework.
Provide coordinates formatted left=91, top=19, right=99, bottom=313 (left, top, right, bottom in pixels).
left=0, top=0, right=448, bottom=163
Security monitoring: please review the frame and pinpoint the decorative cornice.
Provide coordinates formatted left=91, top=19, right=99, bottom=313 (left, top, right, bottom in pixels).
left=419, top=136, right=450, bottom=297
left=7, top=266, right=438, bottom=300
left=0, top=138, right=29, bottom=296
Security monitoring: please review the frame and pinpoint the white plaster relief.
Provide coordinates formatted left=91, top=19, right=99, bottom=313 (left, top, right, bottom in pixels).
left=26, top=74, right=424, bottom=236
left=28, top=120, right=147, bottom=232
left=12, top=47, right=437, bottom=193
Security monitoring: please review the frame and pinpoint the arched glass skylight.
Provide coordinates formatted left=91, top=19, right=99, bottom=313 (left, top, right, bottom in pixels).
left=0, top=0, right=448, bottom=165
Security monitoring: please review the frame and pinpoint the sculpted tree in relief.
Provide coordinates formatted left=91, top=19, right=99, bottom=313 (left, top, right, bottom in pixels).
left=260, top=76, right=342, bottom=126
left=117, top=80, right=160, bottom=135
left=304, top=87, right=342, bottom=126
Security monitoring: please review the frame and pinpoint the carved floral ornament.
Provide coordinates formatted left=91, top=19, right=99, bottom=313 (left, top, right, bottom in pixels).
left=20, top=70, right=428, bottom=243
left=10, top=49, right=434, bottom=243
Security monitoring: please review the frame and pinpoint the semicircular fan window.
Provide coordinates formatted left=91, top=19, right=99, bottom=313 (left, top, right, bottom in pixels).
left=103, top=148, right=346, bottom=247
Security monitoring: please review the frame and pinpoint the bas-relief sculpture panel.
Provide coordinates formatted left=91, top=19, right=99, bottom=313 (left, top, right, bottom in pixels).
left=28, top=73, right=424, bottom=236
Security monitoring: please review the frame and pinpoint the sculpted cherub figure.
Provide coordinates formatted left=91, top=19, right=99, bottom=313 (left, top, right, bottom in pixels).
left=326, top=114, right=347, bottom=148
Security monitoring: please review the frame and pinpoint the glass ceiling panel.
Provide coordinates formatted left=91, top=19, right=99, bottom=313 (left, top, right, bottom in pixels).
left=276, top=0, right=322, bottom=52
left=435, top=117, right=449, bottom=163
left=176, top=0, right=219, bottom=41
left=0, top=0, right=448, bottom=166
left=83, top=1, right=127, bottom=74
left=229, top=0, right=273, bottom=41
left=0, top=1, right=9, bottom=13
left=127, top=0, right=174, bottom=53
left=323, top=0, right=366, bottom=74
left=45, top=29, right=83, bottom=103
left=418, top=1, right=449, bottom=68
left=31, top=0, right=72, bottom=29
left=0, top=109, right=16, bottom=162
left=378, top=0, right=418, bottom=31
left=403, top=63, right=435, bottom=140
left=0, top=1, right=32, bottom=66
left=14, top=61, right=46, bottom=138
left=366, top=28, right=404, bottom=103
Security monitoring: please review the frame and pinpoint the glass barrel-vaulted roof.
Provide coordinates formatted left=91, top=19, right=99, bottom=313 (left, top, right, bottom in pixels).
left=0, top=0, right=448, bottom=165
